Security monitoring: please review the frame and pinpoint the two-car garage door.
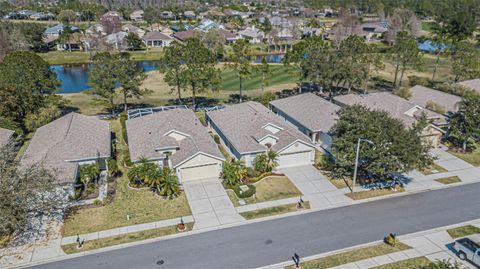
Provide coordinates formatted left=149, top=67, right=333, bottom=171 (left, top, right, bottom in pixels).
left=179, top=163, right=220, bottom=182
left=277, top=150, right=313, bottom=168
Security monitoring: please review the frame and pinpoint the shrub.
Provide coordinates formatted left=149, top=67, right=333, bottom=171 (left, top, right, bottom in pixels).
left=123, top=148, right=133, bottom=167
left=119, top=112, right=128, bottom=144
left=394, top=87, right=411, bottom=99
left=93, top=199, right=102, bottom=206
left=408, top=75, right=430, bottom=87
left=233, top=184, right=256, bottom=198
left=315, top=154, right=334, bottom=170
left=213, top=134, right=220, bottom=144
left=249, top=172, right=271, bottom=183
left=246, top=167, right=260, bottom=178
left=425, top=101, right=446, bottom=114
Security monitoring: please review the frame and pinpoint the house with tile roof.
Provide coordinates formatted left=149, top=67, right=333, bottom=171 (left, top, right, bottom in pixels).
left=20, top=113, right=111, bottom=187
left=206, top=102, right=316, bottom=168
left=126, top=109, right=225, bottom=183
left=269, top=93, right=341, bottom=151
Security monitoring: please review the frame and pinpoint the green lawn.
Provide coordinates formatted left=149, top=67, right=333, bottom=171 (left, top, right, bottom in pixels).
left=38, top=49, right=164, bottom=65
left=227, top=176, right=302, bottom=206
left=449, top=146, right=480, bottom=167
left=371, top=257, right=431, bottom=269
left=420, top=163, right=448, bottom=175
left=286, top=242, right=411, bottom=269
left=447, top=225, right=480, bottom=239
left=435, top=176, right=462, bottom=185
left=62, top=119, right=191, bottom=236
left=240, top=202, right=309, bottom=220
left=345, top=187, right=405, bottom=200
left=62, top=222, right=193, bottom=254
left=421, top=21, right=435, bottom=32
left=221, top=65, right=298, bottom=91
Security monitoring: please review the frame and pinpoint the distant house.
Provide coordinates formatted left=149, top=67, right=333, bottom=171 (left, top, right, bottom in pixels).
left=160, top=11, right=175, bottom=20
left=184, top=11, right=196, bottom=19
left=142, top=31, right=174, bottom=47
left=20, top=113, right=111, bottom=190
left=85, top=24, right=106, bottom=36
left=44, top=24, right=79, bottom=38
left=206, top=102, right=316, bottom=168
left=122, top=24, right=145, bottom=37
left=418, top=40, right=448, bottom=53
left=457, top=79, right=480, bottom=94
left=196, top=19, right=224, bottom=31
left=105, top=31, right=128, bottom=50
left=174, top=29, right=196, bottom=42
left=238, top=27, right=264, bottom=43
left=44, top=24, right=82, bottom=51
left=130, top=10, right=144, bottom=21
left=334, top=92, right=447, bottom=147
left=270, top=93, right=340, bottom=151
left=0, top=128, right=15, bottom=148
left=102, top=11, right=122, bottom=21
left=408, top=85, right=462, bottom=115
left=126, top=109, right=225, bottom=183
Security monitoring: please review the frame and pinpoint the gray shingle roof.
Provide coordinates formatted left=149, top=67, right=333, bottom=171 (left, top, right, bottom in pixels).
left=270, top=93, right=341, bottom=133
left=20, top=113, right=111, bottom=184
left=408, top=85, right=462, bottom=114
left=206, top=101, right=314, bottom=155
left=334, top=92, right=447, bottom=127
left=457, top=79, right=480, bottom=93
left=142, top=31, right=172, bottom=41
left=0, top=127, right=14, bottom=147
left=126, top=109, right=224, bottom=167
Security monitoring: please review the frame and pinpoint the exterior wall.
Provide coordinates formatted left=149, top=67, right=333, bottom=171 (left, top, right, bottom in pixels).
left=242, top=153, right=261, bottom=167
left=175, top=153, right=222, bottom=183
left=318, top=132, right=333, bottom=150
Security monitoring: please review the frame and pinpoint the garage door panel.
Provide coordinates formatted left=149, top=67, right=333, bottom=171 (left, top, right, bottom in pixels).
left=180, top=164, right=220, bottom=182
left=277, top=151, right=312, bottom=168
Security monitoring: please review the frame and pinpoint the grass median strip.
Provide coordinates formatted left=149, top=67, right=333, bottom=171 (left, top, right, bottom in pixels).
left=371, top=256, right=430, bottom=269
left=345, top=187, right=405, bottom=200
left=435, top=176, right=461, bottom=185
left=240, top=202, right=310, bottom=220
left=420, top=163, right=448, bottom=175
left=447, top=225, right=480, bottom=239
left=62, top=222, right=194, bottom=254
left=286, top=242, right=411, bottom=269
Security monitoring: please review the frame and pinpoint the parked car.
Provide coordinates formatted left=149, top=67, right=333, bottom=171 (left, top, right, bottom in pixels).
left=453, top=235, right=480, bottom=266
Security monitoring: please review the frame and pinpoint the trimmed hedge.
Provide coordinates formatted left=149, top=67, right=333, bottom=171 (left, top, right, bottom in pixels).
left=213, top=134, right=220, bottom=144
left=249, top=172, right=272, bottom=183
left=119, top=112, right=128, bottom=144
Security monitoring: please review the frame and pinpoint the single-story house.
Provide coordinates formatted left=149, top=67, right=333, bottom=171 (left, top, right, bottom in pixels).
left=184, top=11, right=196, bottom=19
left=126, top=109, right=225, bottom=183
left=160, top=11, right=175, bottom=20
left=206, top=102, right=316, bottom=168
left=44, top=24, right=79, bottom=38
left=173, top=29, right=196, bottom=41
left=408, top=85, right=462, bottom=115
left=20, top=113, right=111, bottom=190
left=457, top=79, right=480, bottom=94
left=238, top=27, right=264, bottom=43
left=196, top=19, right=224, bottom=31
left=105, top=31, right=128, bottom=50
left=0, top=127, right=14, bottom=148
left=334, top=92, right=447, bottom=147
left=85, top=24, right=106, bottom=36
left=270, top=93, right=340, bottom=151
left=130, top=10, right=144, bottom=21
left=122, top=24, right=145, bottom=37
left=142, top=31, right=174, bottom=47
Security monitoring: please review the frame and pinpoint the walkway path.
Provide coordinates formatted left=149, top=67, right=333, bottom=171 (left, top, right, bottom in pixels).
left=280, top=165, right=352, bottom=210
left=183, top=178, right=244, bottom=230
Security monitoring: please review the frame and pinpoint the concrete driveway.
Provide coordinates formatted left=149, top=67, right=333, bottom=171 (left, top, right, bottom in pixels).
left=280, top=165, right=352, bottom=209
left=182, top=178, right=244, bottom=230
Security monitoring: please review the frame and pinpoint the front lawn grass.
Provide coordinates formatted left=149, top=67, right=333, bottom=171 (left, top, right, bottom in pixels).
left=435, top=176, right=461, bottom=185
left=62, top=119, right=191, bottom=236
left=286, top=242, right=411, bottom=269
left=227, top=176, right=302, bottom=206
left=240, top=202, right=310, bottom=220
left=61, top=222, right=193, bottom=254
left=449, top=146, right=480, bottom=167
left=345, top=187, right=405, bottom=200
left=371, top=257, right=431, bottom=269
left=447, top=225, right=480, bottom=239
left=420, top=163, right=448, bottom=175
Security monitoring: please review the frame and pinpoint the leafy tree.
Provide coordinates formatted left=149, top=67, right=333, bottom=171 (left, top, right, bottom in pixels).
left=433, top=0, right=478, bottom=43
left=158, top=41, right=186, bottom=103
left=330, top=105, right=433, bottom=182
left=126, top=32, right=144, bottom=51
left=259, top=57, right=272, bottom=92
left=255, top=150, right=279, bottom=173
left=58, top=9, right=77, bottom=24
left=258, top=18, right=272, bottom=35
left=0, top=145, right=66, bottom=241
left=0, top=51, right=58, bottom=126
left=59, top=24, right=74, bottom=52
left=389, top=31, right=424, bottom=88
left=450, top=41, right=480, bottom=82
left=88, top=52, right=119, bottom=116
left=24, top=106, right=61, bottom=132
left=158, top=167, right=180, bottom=198
left=222, top=160, right=247, bottom=187
left=265, top=150, right=279, bottom=172
left=228, top=39, right=255, bottom=103
left=385, top=8, right=421, bottom=44
left=256, top=91, right=276, bottom=107
left=199, top=29, right=226, bottom=59
left=107, top=158, right=119, bottom=177
left=127, top=157, right=157, bottom=184
left=182, top=38, right=221, bottom=108
left=117, top=53, right=148, bottom=112
left=447, top=93, right=480, bottom=152
left=79, top=163, right=100, bottom=191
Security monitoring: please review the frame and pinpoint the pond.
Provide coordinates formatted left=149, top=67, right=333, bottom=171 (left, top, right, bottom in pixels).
left=254, top=53, right=285, bottom=64
left=52, top=61, right=160, bottom=93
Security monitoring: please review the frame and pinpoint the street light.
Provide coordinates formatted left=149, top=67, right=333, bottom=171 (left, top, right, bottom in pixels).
left=352, top=138, right=374, bottom=193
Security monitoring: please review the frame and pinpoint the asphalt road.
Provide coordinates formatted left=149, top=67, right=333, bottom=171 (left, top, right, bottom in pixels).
left=31, top=182, right=480, bottom=269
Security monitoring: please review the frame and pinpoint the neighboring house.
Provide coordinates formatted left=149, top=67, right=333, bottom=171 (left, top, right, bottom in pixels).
left=142, top=31, right=174, bottom=47
left=44, top=24, right=79, bottom=38
left=238, top=27, right=264, bottom=43
left=206, top=102, right=316, bottom=168
left=334, top=92, right=447, bottom=147
left=130, top=10, right=144, bottom=21
left=105, top=31, right=128, bottom=50
left=184, top=11, right=196, bottom=19
left=219, top=29, right=238, bottom=43
left=0, top=128, right=15, bottom=148
left=20, top=113, right=111, bottom=190
left=122, top=24, right=145, bottom=37
left=408, top=85, right=462, bottom=115
left=196, top=19, right=224, bottom=31
left=160, top=11, right=175, bottom=19
left=270, top=93, right=340, bottom=151
left=85, top=23, right=106, bottom=36
left=457, top=79, right=480, bottom=94
left=174, top=29, right=196, bottom=41
left=126, top=109, right=225, bottom=183
left=359, top=22, right=388, bottom=40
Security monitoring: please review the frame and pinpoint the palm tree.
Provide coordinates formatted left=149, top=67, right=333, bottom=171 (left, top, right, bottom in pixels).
left=79, top=163, right=100, bottom=190
left=265, top=150, right=279, bottom=172
left=159, top=167, right=180, bottom=198
left=127, top=157, right=156, bottom=185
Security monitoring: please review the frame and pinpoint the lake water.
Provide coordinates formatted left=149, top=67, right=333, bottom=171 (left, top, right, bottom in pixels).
left=53, top=55, right=285, bottom=93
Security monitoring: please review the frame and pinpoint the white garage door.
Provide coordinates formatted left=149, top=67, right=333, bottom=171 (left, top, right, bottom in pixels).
left=277, top=151, right=312, bottom=168
left=180, top=164, right=220, bottom=182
